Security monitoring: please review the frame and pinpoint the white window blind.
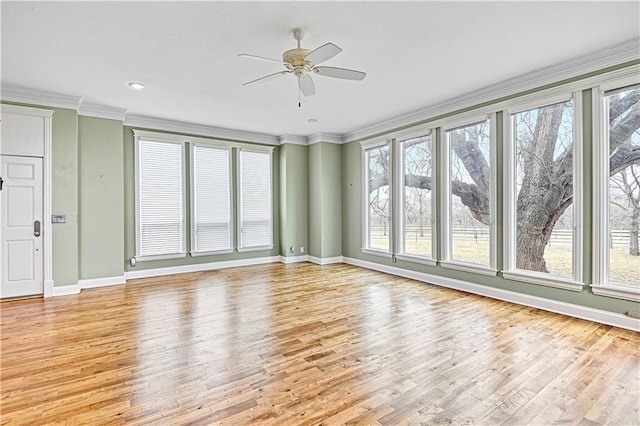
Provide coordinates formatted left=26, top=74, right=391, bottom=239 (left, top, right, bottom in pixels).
left=238, top=150, right=273, bottom=249
left=192, top=145, right=232, bottom=253
left=136, top=139, right=185, bottom=258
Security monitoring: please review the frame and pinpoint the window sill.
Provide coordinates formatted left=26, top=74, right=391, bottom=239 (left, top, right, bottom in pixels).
left=395, top=254, right=437, bottom=267
left=361, top=248, right=391, bottom=258
left=190, top=249, right=234, bottom=257
left=135, top=253, right=187, bottom=262
left=440, top=260, right=497, bottom=276
left=237, top=245, right=274, bottom=253
left=502, top=270, right=583, bottom=292
left=591, top=284, right=640, bottom=302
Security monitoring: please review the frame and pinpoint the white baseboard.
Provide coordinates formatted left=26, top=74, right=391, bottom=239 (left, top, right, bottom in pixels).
left=342, top=257, right=640, bottom=332
left=52, top=283, right=80, bottom=297
left=125, top=256, right=281, bottom=280
left=78, top=275, right=126, bottom=289
left=279, top=255, right=309, bottom=264
left=308, top=256, right=344, bottom=265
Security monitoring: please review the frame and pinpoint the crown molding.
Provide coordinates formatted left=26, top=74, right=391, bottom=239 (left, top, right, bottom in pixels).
left=343, top=37, right=640, bottom=143
left=308, top=132, right=343, bottom=145
left=279, top=134, right=308, bottom=145
left=78, top=102, right=127, bottom=121
left=124, top=113, right=279, bottom=146
left=0, top=84, right=81, bottom=110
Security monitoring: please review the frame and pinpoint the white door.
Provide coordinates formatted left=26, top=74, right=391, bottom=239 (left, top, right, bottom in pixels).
left=1, top=155, right=44, bottom=299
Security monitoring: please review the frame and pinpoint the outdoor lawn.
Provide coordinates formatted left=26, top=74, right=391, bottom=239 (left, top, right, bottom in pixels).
left=371, top=238, right=639, bottom=287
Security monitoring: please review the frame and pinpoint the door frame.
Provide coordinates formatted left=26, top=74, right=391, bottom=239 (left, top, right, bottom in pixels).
left=1, top=104, right=53, bottom=296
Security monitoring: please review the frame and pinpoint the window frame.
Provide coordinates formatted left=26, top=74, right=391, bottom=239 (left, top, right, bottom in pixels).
left=236, top=146, right=275, bottom=252
left=440, top=112, right=497, bottom=276
left=361, top=138, right=393, bottom=257
left=394, top=129, right=437, bottom=266
left=189, top=142, right=234, bottom=257
left=592, top=74, right=640, bottom=302
left=503, top=90, right=584, bottom=291
left=134, top=132, right=187, bottom=261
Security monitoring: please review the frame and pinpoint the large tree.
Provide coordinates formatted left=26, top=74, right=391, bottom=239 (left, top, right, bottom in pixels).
left=369, top=89, right=640, bottom=273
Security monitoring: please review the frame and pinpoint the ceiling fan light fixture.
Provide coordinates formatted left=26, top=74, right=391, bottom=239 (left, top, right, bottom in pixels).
left=238, top=28, right=366, bottom=101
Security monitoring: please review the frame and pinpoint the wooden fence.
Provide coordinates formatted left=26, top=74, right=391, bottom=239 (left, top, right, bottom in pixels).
left=371, top=226, right=634, bottom=246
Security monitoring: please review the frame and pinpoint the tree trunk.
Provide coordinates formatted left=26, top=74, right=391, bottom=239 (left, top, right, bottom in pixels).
left=630, top=207, right=639, bottom=256
left=515, top=104, right=567, bottom=272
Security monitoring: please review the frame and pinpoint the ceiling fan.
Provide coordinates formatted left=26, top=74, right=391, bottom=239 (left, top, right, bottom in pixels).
left=238, top=28, right=366, bottom=105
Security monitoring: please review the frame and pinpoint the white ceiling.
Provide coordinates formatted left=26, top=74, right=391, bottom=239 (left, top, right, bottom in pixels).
left=2, top=1, right=639, bottom=138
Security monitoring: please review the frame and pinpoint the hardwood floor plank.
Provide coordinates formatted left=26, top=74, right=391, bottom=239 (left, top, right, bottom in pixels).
left=1, top=262, right=638, bottom=425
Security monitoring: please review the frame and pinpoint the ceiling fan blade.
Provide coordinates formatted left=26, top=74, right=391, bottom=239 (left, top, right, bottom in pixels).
left=238, top=53, right=287, bottom=65
left=314, top=66, right=366, bottom=81
left=242, top=71, right=288, bottom=86
left=298, top=74, right=316, bottom=97
left=304, top=42, right=342, bottom=65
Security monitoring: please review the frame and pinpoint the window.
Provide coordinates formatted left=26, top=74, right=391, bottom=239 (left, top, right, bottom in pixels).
left=593, top=78, right=640, bottom=300
left=505, top=92, right=582, bottom=289
left=442, top=116, right=495, bottom=273
left=191, top=144, right=232, bottom=255
left=135, top=138, right=185, bottom=259
left=134, top=130, right=274, bottom=261
left=362, top=142, right=391, bottom=253
left=238, top=149, right=273, bottom=251
left=399, top=134, right=434, bottom=261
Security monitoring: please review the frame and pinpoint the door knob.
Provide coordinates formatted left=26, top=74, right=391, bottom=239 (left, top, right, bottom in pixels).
left=34, top=220, right=41, bottom=237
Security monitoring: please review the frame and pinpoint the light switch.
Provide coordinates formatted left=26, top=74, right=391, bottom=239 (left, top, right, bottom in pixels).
left=51, top=215, right=66, bottom=224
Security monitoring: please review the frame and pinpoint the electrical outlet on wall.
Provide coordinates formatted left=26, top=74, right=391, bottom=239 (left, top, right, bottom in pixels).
left=300, top=246, right=304, bottom=253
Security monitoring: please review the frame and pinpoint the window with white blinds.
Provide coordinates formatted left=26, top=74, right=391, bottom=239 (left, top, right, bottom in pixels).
left=191, top=145, right=232, bottom=254
left=136, top=139, right=185, bottom=258
left=238, top=150, right=273, bottom=250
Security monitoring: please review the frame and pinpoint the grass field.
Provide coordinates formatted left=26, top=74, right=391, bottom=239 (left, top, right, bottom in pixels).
left=371, top=238, right=639, bottom=287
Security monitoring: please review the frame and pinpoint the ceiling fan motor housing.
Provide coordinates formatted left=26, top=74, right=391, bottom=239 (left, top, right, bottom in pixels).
left=283, top=48, right=310, bottom=67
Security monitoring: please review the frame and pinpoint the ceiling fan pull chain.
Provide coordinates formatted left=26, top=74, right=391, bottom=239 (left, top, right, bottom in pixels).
left=298, top=85, right=301, bottom=108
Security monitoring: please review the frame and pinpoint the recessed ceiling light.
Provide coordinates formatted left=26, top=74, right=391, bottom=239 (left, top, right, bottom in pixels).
left=128, top=82, right=146, bottom=90
left=307, top=118, right=318, bottom=123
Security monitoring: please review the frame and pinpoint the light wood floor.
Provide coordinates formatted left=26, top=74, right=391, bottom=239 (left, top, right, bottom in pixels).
left=1, top=263, right=638, bottom=425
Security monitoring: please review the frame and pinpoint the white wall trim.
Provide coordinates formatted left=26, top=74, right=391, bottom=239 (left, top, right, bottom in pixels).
left=308, top=256, right=344, bottom=265
left=125, top=114, right=279, bottom=146
left=125, top=256, right=281, bottom=280
left=44, top=280, right=54, bottom=297
left=1, top=84, right=82, bottom=110
left=343, top=38, right=640, bottom=143
left=308, top=133, right=343, bottom=145
left=52, top=283, right=80, bottom=296
left=279, top=255, right=309, bottom=264
left=279, top=135, right=308, bottom=145
left=78, top=102, right=127, bottom=121
left=77, top=275, right=126, bottom=289
left=342, top=257, right=640, bottom=332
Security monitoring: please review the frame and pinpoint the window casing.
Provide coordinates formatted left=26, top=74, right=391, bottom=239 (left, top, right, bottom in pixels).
left=441, top=114, right=497, bottom=275
left=135, top=137, right=186, bottom=260
left=133, top=130, right=274, bottom=260
left=190, top=144, right=233, bottom=255
left=238, top=149, right=274, bottom=251
left=362, top=140, right=392, bottom=255
left=504, top=91, right=583, bottom=291
left=593, top=76, right=640, bottom=301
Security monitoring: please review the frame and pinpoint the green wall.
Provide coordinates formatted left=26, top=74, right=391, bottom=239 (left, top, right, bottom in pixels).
left=279, top=144, right=308, bottom=257
left=51, top=108, right=80, bottom=286
left=78, top=116, right=124, bottom=279
left=309, top=143, right=342, bottom=258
